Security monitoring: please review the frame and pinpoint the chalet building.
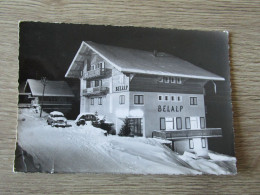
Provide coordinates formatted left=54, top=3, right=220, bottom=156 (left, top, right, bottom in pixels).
left=65, top=41, right=224, bottom=156
left=21, top=79, right=75, bottom=114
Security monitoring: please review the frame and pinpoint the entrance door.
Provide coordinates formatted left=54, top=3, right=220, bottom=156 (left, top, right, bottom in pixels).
left=165, top=117, right=174, bottom=131
left=129, top=118, right=143, bottom=136
left=190, top=117, right=199, bottom=129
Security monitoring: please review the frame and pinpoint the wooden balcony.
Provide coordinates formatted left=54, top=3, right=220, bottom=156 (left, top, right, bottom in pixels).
left=83, top=68, right=106, bottom=79
left=152, top=128, right=222, bottom=140
left=82, top=87, right=109, bottom=96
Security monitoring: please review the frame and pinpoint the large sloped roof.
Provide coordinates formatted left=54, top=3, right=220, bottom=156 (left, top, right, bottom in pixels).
left=24, top=79, right=75, bottom=97
left=66, top=41, right=224, bottom=81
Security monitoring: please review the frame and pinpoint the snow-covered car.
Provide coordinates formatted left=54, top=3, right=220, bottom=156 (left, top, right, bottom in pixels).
left=47, top=111, right=68, bottom=127
left=75, top=113, right=96, bottom=126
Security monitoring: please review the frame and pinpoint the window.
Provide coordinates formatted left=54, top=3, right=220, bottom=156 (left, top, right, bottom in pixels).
left=190, top=97, right=198, bottom=105
left=185, top=117, right=191, bottom=129
left=158, top=95, right=162, bottom=101
left=91, top=98, right=94, bottom=105
left=164, top=77, right=169, bottom=83
left=119, top=95, right=125, bottom=104
left=177, top=77, right=182, bottom=84
left=171, top=96, right=175, bottom=101
left=189, top=139, right=194, bottom=149
left=95, top=80, right=102, bottom=87
left=177, top=96, right=182, bottom=102
left=158, top=77, right=163, bottom=82
left=97, top=61, right=105, bottom=69
left=90, top=81, right=95, bottom=88
left=98, top=97, right=102, bottom=105
left=170, top=77, right=176, bottom=83
left=134, top=95, right=144, bottom=105
left=176, top=117, right=182, bottom=130
left=160, top=117, right=166, bottom=130
left=164, top=95, right=168, bottom=101
left=200, top=117, right=205, bottom=129
left=201, top=138, right=206, bottom=148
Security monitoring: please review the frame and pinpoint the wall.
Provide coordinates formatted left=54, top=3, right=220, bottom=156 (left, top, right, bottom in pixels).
left=129, top=92, right=205, bottom=137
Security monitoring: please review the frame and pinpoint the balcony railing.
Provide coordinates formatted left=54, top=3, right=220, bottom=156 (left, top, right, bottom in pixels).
left=152, top=128, right=222, bottom=140
left=83, top=68, right=106, bottom=79
left=82, top=87, right=109, bottom=96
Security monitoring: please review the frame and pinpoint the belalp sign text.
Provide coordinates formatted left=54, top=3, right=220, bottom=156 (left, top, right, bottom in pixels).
left=158, top=105, right=183, bottom=112
left=115, top=85, right=128, bottom=92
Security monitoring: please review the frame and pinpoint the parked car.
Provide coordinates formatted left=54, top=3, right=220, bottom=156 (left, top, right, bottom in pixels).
left=75, top=113, right=96, bottom=126
left=47, top=111, right=68, bottom=127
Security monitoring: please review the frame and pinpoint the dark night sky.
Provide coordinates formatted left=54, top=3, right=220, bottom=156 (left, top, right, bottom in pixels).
left=19, top=22, right=234, bottom=156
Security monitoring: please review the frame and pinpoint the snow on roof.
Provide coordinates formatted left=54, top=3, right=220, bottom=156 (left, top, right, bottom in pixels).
left=66, top=41, right=224, bottom=81
left=25, top=79, right=75, bottom=97
left=50, top=111, right=64, bottom=116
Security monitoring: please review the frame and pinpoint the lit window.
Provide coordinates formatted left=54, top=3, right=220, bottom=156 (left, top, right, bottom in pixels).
left=160, top=117, right=166, bottom=130
left=185, top=117, right=191, bottom=129
left=134, top=95, right=144, bottom=105
left=119, top=95, right=125, bottom=104
left=158, top=95, right=162, bottom=101
left=201, top=138, right=206, bottom=148
left=177, top=77, right=182, bottom=84
left=176, top=117, right=182, bottom=130
left=189, top=139, right=194, bottom=149
left=98, top=97, right=102, bottom=105
left=164, top=77, right=169, bottom=83
left=164, top=95, right=168, bottom=101
left=91, top=98, right=94, bottom=105
left=171, top=77, right=176, bottom=83
left=190, top=97, right=197, bottom=105
left=200, top=117, right=205, bottom=129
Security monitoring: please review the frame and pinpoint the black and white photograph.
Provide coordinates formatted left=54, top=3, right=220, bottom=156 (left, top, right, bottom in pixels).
left=15, top=22, right=236, bottom=174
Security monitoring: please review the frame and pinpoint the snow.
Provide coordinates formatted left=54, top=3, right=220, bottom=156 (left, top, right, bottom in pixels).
left=16, top=108, right=236, bottom=174
left=50, top=111, right=64, bottom=116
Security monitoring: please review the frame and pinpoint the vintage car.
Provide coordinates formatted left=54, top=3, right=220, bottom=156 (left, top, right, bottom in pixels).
left=75, top=113, right=97, bottom=126
left=47, top=111, right=68, bottom=127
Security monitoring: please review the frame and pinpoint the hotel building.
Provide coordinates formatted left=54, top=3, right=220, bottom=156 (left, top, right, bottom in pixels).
left=65, top=41, right=224, bottom=156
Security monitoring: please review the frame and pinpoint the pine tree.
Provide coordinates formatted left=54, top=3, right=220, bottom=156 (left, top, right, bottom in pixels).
left=118, top=117, right=131, bottom=136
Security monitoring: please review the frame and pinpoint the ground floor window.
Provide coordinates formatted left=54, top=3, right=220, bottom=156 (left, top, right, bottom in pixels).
left=185, top=117, right=191, bottom=129
left=176, top=117, right=182, bottom=130
left=128, top=118, right=143, bottom=136
left=91, top=98, right=94, bottom=105
left=189, top=139, right=194, bottom=149
left=201, top=138, right=206, bottom=148
left=98, top=97, right=102, bottom=105
left=119, top=95, right=125, bottom=104
left=160, top=117, right=166, bottom=130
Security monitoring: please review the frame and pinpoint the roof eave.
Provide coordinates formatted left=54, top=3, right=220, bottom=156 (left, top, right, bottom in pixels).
left=122, top=69, right=225, bottom=81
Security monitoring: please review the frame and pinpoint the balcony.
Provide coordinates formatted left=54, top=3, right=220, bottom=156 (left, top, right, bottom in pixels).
left=82, top=87, right=109, bottom=96
left=83, top=68, right=106, bottom=79
left=152, top=128, right=222, bottom=140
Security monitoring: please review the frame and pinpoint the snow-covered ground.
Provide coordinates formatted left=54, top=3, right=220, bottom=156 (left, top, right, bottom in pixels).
left=16, top=108, right=236, bottom=175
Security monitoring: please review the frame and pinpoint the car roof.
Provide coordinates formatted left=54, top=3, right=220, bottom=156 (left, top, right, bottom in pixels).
left=50, top=111, right=64, bottom=116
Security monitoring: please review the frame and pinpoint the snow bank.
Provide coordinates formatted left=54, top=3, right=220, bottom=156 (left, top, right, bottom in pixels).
left=16, top=108, right=236, bottom=175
